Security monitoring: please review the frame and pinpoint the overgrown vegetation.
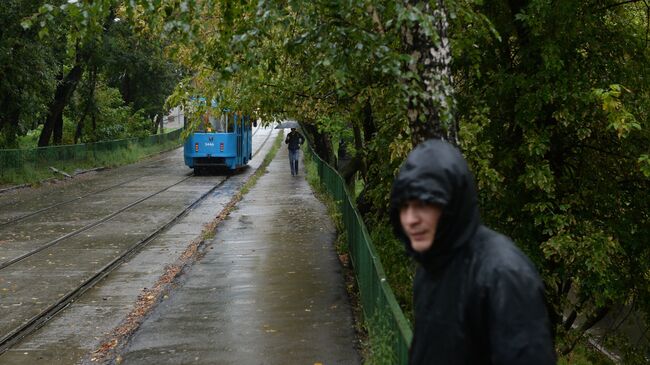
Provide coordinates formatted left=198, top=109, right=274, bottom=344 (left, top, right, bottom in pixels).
left=0, top=0, right=183, bottom=149
left=0, top=137, right=181, bottom=187
left=13, top=0, right=650, bottom=361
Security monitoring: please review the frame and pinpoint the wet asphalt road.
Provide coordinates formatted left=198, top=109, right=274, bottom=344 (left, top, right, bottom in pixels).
left=118, top=143, right=361, bottom=364
left=0, top=127, right=361, bottom=364
left=0, top=126, right=277, bottom=363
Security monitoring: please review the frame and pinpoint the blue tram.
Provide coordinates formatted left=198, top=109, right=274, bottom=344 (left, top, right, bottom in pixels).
left=183, top=104, right=254, bottom=173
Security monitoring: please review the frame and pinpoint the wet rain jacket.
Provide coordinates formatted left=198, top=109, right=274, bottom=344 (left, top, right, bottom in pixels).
left=285, top=131, right=304, bottom=150
left=390, top=139, right=556, bottom=365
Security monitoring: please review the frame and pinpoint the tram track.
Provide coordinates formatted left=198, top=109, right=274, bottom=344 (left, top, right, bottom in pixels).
left=0, top=127, right=276, bottom=355
left=0, top=175, right=151, bottom=227
left=0, top=175, right=193, bottom=271
left=0, top=123, right=267, bottom=229
left=0, top=123, right=264, bottom=223
left=0, top=175, right=228, bottom=354
left=0, top=164, right=172, bottom=227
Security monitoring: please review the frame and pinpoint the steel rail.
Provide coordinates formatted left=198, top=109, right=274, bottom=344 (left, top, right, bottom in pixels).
left=0, top=127, right=275, bottom=354
left=0, top=127, right=274, bottom=270
left=0, top=175, right=228, bottom=354
left=0, top=146, right=187, bottom=225
left=0, top=175, right=147, bottom=227
left=0, top=175, right=192, bottom=271
left=0, top=123, right=264, bottom=224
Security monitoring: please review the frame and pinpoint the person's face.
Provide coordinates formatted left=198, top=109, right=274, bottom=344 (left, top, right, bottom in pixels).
left=291, top=128, right=296, bottom=132
left=399, top=200, right=442, bottom=253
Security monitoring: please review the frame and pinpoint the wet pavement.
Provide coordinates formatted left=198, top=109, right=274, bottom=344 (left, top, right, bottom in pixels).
left=0, top=129, right=361, bottom=364
left=0, top=126, right=277, bottom=364
left=118, top=144, right=361, bottom=364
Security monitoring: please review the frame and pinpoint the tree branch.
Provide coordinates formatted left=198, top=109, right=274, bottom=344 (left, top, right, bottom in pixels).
left=602, top=0, right=644, bottom=11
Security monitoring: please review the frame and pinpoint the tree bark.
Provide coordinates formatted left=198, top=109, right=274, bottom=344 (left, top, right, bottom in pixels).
left=158, top=113, right=164, bottom=134
left=401, top=0, right=457, bottom=147
left=0, top=94, right=21, bottom=148
left=38, top=64, right=83, bottom=146
left=303, top=123, right=335, bottom=165
left=39, top=7, right=116, bottom=147
left=361, top=97, right=375, bottom=145
left=75, top=66, right=98, bottom=144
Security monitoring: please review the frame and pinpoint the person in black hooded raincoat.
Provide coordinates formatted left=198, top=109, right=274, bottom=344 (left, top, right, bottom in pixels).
left=390, top=139, right=556, bottom=365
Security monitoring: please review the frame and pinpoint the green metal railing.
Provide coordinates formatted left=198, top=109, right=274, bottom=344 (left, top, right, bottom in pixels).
left=306, top=144, right=412, bottom=364
left=0, top=129, right=183, bottom=170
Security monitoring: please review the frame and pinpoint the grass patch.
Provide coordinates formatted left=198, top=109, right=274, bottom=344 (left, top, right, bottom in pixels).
left=362, top=312, right=399, bottom=365
left=304, top=149, right=345, bottom=254
left=0, top=138, right=181, bottom=187
left=239, top=130, right=283, bottom=196
left=558, top=342, right=616, bottom=365
left=368, top=223, right=415, bottom=323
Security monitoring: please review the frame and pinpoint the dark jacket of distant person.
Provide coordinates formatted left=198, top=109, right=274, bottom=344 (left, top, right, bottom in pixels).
left=285, top=129, right=304, bottom=150
left=389, top=139, right=557, bottom=365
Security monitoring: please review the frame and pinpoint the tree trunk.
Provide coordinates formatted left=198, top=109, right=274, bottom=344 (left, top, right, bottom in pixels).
left=150, top=114, right=164, bottom=134
left=303, top=123, right=335, bottom=165
left=53, top=111, right=64, bottom=145
left=39, top=7, right=116, bottom=147
left=38, top=64, right=84, bottom=146
left=338, top=105, right=370, bottom=187
left=74, top=118, right=83, bottom=144
left=0, top=94, right=21, bottom=148
left=75, top=66, right=98, bottom=144
left=401, top=0, right=457, bottom=147
left=121, top=74, right=132, bottom=105
left=153, top=113, right=163, bottom=134
left=361, top=97, right=375, bottom=146
left=359, top=98, right=373, bottom=177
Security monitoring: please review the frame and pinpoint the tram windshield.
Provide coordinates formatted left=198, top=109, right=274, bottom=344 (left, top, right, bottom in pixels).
left=201, top=111, right=236, bottom=133
left=208, top=114, right=226, bottom=132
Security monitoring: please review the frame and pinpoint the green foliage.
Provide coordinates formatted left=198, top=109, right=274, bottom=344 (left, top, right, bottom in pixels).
left=66, top=82, right=151, bottom=143
left=557, top=342, right=613, bottom=365
left=103, top=18, right=184, bottom=120
left=452, top=0, right=650, bottom=356
left=91, top=85, right=145, bottom=141
left=368, top=221, right=415, bottom=323
left=592, top=84, right=640, bottom=139
left=639, top=155, right=650, bottom=178
left=313, top=114, right=354, bottom=158
left=0, top=137, right=181, bottom=186
left=161, top=0, right=648, bottom=358
left=1, top=0, right=183, bottom=148
left=0, top=0, right=58, bottom=148
left=363, top=312, right=399, bottom=365
left=6, top=0, right=647, bottom=360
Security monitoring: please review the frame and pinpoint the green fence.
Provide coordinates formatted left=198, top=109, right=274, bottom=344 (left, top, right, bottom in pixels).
left=306, top=145, right=412, bottom=364
left=0, top=129, right=183, bottom=170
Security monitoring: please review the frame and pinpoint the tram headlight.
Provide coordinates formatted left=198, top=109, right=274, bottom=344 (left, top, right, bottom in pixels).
left=195, top=143, right=199, bottom=152
left=220, top=142, right=224, bottom=152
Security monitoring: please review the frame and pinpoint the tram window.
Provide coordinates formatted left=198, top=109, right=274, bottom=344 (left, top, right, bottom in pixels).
left=226, top=113, right=235, bottom=132
left=211, top=114, right=226, bottom=132
left=225, top=113, right=230, bottom=133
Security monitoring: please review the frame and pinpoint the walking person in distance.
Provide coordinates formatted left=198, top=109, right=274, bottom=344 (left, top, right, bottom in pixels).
left=390, top=139, right=556, bottom=365
left=285, top=127, right=304, bottom=176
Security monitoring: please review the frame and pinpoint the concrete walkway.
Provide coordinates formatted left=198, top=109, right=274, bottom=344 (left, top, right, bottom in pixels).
left=120, top=143, right=362, bottom=364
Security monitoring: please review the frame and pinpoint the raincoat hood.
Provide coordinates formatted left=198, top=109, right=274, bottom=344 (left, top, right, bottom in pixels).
left=390, top=139, right=481, bottom=271
left=390, top=143, right=556, bottom=365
